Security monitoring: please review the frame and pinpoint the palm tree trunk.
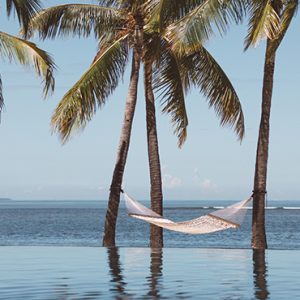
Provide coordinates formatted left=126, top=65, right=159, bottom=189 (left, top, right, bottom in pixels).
left=144, top=62, right=164, bottom=248
left=102, top=47, right=141, bottom=247
left=252, top=39, right=277, bottom=249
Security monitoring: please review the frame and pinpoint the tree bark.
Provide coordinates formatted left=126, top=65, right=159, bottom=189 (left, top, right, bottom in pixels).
left=252, top=39, right=276, bottom=249
left=102, top=46, right=141, bottom=247
left=144, top=62, right=164, bottom=248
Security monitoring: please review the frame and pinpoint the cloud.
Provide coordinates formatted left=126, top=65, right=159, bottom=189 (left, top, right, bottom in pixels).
left=200, top=179, right=218, bottom=191
left=163, top=173, right=182, bottom=189
left=193, top=168, right=218, bottom=192
left=162, top=165, right=182, bottom=189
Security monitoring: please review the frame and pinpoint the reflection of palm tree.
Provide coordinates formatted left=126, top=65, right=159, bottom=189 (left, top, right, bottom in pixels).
left=253, top=250, right=269, bottom=300
left=146, top=248, right=163, bottom=298
left=107, top=247, right=129, bottom=298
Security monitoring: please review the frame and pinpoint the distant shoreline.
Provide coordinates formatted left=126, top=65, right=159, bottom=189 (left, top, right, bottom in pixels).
left=0, top=198, right=12, bottom=201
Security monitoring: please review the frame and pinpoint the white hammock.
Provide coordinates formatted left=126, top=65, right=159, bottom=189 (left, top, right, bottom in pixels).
left=124, top=193, right=252, bottom=234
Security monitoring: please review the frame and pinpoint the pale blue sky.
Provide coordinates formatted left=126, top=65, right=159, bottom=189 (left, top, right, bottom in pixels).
left=0, top=1, right=299, bottom=200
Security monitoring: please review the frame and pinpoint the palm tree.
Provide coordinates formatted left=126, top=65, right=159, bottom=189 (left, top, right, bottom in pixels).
left=26, top=0, right=245, bottom=248
left=245, top=0, right=298, bottom=249
left=0, top=0, right=55, bottom=116
left=26, top=1, right=145, bottom=246
left=142, top=0, right=246, bottom=247
left=143, top=40, right=246, bottom=248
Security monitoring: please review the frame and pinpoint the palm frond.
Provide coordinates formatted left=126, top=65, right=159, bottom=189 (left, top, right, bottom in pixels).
left=166, top=0, right=246, bottom=50
left=143, top=31, right=163, bottom=63
left=179, top=44, right=244, bottom=140
left=51, top=34, right=129, bottom=143
left=6, top=0, right=41, bottom=34
left=245, top=0, right=281, bottom=49
left=147, top=0, right=205, bottom=30
left=0, top=75, right=4, bottom=119
left=98, top=0, right=122, bottom=7
left=153, top=41, right=188, bottom=147
left=268, top=0, right=298, bottom=54
left=0, top=31, right=55, bottom=96
left=25, top=4, right=123, bottom=40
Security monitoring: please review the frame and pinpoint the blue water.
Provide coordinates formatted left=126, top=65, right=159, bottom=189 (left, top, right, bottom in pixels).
left=0, top=200, right=299, bottom=249
left=0, top=247, right=299, bottom=299
left=0, top=201, right=299, bottom=299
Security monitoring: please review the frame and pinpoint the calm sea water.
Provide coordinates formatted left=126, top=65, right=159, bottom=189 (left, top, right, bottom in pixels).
left=0, top=247, right=299, bottom=299
left=0, top=199, right=299, bottom=249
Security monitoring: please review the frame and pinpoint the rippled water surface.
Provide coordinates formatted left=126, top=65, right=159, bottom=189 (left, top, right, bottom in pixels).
left=0, top=200, right=299, bottom=248
left=0, top=247, right=299, bottom=299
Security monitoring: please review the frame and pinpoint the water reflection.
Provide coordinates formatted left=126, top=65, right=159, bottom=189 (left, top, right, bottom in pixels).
left=253, top=250, right=270, bottom=299
left=106, top=247, right=270, bottom=299
left=107, top=247, right=165, bottom=299
left=146, top=248, right=163, bottom=298
left=52, top=279, right=102, bottom=299
left=106, top=247, right=191, bottom=299
left=107, top=247, right=129, bottom=298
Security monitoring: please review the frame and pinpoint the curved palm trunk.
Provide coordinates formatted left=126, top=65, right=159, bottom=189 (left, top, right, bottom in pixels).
left=103, top=47, right=141, bottom=247
left=252, top=39, right=277, bottom=249
left=144, top=62, right=164, bottom=248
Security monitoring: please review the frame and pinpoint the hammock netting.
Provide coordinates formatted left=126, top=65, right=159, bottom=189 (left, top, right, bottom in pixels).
left=124, top=193, right=252, bottom=234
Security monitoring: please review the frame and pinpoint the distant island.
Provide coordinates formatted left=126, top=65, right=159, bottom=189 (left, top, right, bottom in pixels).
left=0, top=198, right=12, bottom=201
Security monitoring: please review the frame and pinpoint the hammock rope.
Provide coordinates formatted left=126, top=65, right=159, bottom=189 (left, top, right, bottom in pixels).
left=124, top=193, right=252, bottom=234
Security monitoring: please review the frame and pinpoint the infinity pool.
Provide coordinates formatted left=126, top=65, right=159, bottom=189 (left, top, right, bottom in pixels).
left=0, top=247, right=299, bottom=299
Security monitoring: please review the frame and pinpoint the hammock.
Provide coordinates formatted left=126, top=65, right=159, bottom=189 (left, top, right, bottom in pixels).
left=124, top=193, right=252, bottom=234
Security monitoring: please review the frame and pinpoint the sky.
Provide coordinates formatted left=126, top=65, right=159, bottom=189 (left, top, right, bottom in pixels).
left=0, top=1, right=299, bottom=201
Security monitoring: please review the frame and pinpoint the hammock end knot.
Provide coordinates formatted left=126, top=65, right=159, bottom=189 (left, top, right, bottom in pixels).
left=252, top=189, right=267, bottom=197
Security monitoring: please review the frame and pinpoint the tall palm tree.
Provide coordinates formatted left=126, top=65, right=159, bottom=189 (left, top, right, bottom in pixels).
left=26, top=1, right=145, bottom=246
left=0, top=0, right=55, bottom=116
left=245, top=0, right=298, bottom=249
left=142, top=0, right=246, bottom=247
left=27, top=0, right=245, bottom=248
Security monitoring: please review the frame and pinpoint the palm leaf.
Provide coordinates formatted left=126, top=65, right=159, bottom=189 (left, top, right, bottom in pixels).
left=179, top=43, right=244, bottom=140
left=166, top=0, right=246, bottom=50
left=147, top=0, right=203, bottom=29
left=25, top=4, right=123, bottom=40
left=6, top=0, right=41, bottom=34
left=0, top=31, right=55, bottom=96
left=245, top=0, right=281, bottom=49
left=51, top=34, right=129, bottom=143
left=98, top=0, right=122, bottom=7
left=0, top=75, right=4, bottom=118
left=268, top=0, right=298, bottom=54
left=153, top=41, right=188, bottom=147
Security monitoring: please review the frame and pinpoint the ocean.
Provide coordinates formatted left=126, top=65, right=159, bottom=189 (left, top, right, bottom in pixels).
left=0, top=199, right=299, bottom=249
left=1, top=200, right=299, bottom=299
